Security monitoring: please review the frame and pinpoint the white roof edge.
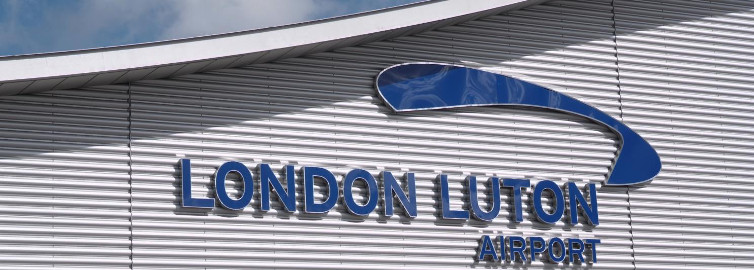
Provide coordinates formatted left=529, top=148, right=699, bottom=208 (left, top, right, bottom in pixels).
left=0, top=0, right=541, bottom=94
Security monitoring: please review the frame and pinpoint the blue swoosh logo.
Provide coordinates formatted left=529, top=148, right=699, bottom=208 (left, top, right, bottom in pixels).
left=375, top=63, right=661, bottom=186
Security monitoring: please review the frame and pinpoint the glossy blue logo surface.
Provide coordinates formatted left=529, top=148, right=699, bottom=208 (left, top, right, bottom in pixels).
left=375, top=63, right=661, bottom=186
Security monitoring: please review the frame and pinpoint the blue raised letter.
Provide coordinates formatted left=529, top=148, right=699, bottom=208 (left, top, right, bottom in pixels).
left=382, top=171, right=417, bottom=217
left=440, top=174, right=469, bottom=220
left=180, top=159, right=214, bottom=208
left=508, top=236, right=527, bottom=262
left=568, top=238, right=586, bottom=263
left=568, top=182, right=599, bottom=225
left=502, top=179, right=530, bottom=222
left=498, top=236, right=507, bottom=261
left=260, top=164, right=296, bottom=212
left=585, top=239, right=601, bottom=263
left=529, top=236, right=547, bottom=261
left=215, top=161, right=254, bottom=210
left=343, top=169, right=379, bottom=216
left=303, top=166, right=339, bottom=213
left=548, top=237, right=566, bottom=263
left=532, top=180, right=565, bottom=224
left=469, top=176, right=501, bottom=222
left=477, top=235, right=499, bottom=261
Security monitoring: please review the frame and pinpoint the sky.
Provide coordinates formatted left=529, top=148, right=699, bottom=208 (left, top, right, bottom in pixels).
left=0, top=0, right=425, bottom=57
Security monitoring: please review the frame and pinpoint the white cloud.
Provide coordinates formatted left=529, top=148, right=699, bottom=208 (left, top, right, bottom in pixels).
left=0, top=0, right=37, bottom=54
left=160, top=0, right=327, bottom=40
left=0, top=0, right=421, bottom=56
left=56, top=1, right=173, bottom=48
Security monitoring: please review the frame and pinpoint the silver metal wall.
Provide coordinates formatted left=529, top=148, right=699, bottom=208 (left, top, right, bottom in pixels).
left=0, top=89, right=131, bottom=269
left=0, top=0, right=752, bottom=269
left=615, top=0, right=754, bottom=269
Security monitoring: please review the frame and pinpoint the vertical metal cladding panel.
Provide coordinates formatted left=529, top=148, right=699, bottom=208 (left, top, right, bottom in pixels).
left=130, top=0, right=633, bottom=269
left=615, top=0, right=754, bottom=269
left=0, top=88, right=131, bottom=269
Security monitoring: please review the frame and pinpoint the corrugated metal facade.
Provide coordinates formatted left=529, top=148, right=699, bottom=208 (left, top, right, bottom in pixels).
left=615, top=0, right=754, bottom=269
left=0, top=89, right=131, bottom=269
left=0, top=0, right=752, bottom=269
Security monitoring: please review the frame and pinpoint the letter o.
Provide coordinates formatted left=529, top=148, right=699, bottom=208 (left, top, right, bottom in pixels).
left=548, top=237, right=566, bottom=263
left=533, top=180, right=565, bottom=224
left=343, top=169, right=378, bottom=216
left=215, top=161, right=254, bottom=210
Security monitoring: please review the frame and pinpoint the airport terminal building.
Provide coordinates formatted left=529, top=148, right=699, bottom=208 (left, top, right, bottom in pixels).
left=0, top=0, right=753, bottom=269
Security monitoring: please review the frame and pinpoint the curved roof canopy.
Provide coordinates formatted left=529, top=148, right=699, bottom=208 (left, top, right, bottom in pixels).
left=0, top=0, right=543, bottom=96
